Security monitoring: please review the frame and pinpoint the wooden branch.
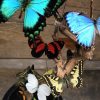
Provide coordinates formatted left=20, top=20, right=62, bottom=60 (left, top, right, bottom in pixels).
left=62, top=29, right=77, bottom=42
left=54, top=20, right=77, bottom=42
left=63, top=58, right=78, bottom=75
left=55, top=53, right=80, bottom=78
left=53, top=20, right=95, bottom=78
left=56, top=56, right=81, bottom=78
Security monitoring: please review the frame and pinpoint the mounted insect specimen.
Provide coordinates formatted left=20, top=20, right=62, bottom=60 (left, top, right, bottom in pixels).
left=0, top=0, right=66, bottom=40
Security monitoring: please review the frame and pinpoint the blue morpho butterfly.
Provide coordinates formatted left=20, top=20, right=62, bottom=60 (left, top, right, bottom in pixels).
left=64, top=11, right=100, bottom=47
left=0, top=0, right=65, bottom=40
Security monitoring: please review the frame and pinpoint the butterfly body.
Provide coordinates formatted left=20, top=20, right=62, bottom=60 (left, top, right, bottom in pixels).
left=64, top=11, right=100, bottom=47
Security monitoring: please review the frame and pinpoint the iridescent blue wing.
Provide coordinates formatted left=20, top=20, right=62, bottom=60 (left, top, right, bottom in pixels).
left=0, top=0, right=22, bottom=22
left=29, top=0, right=51, bottom=16
left=64, top=11, right=95, bottom=47
left=23, top=0, right=53, bottom=39
left=96, top=17, right=100, bottom=35
left=23, top=0, right=66, bottom=40
left=23, top=7, right=46, bottom=39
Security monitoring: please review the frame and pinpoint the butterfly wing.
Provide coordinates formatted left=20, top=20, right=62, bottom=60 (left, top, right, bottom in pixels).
left=53, top=41, right=64, bottom=51
left=45, top=0, right=66, bottom=17
left=31, top=42, right=45, bottom=58
left=3, top=84, right=26, bottom=100
left=69, top=60, right=83, bottom=88
left=24, top=0, right=66, bottom=39
left=0, top=0, right=21, bottom=22
left=37, top=84, right=51, bottom=100
left=96, top=17, right=100, bottom=35
left=45, top=41, right=64, bottom=59
left=28, top=36, right=43, bottom=49
left=51, top=0, right=65, bottom=14
left=45, top=42, right=58, bottom=59
left=30, top=36, right=45, bottom=58
left=23, top=0, right=52, bottom=39
left=23, top=7, right=46, bottom=39
left=29, top=0, right=51, bottom=16
left=64, top=11, right=95, bottom=47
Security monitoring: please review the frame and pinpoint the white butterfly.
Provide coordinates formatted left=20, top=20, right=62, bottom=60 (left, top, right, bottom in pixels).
left=26, top=74, right=51, bottom=100
left=26, top=74, right=38, bottom=93
left=37, top=84, right=51, bottom=100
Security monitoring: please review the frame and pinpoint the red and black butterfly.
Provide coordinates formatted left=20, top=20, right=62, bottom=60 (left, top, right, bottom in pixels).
left=28, top=36, right=64, bottom=59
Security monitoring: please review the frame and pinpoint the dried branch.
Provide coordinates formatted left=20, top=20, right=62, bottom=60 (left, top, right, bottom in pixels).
left=53, top=20, right=95, bottom=78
